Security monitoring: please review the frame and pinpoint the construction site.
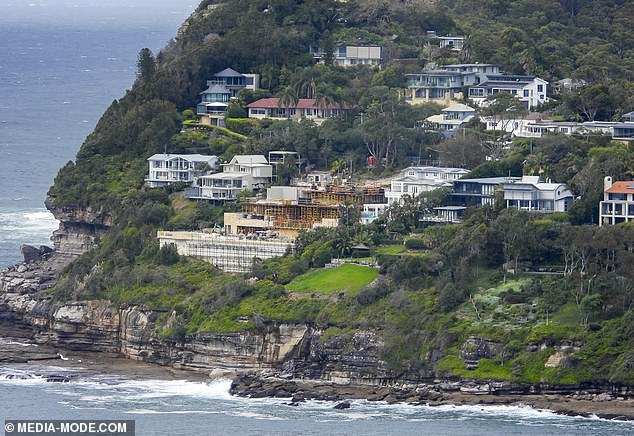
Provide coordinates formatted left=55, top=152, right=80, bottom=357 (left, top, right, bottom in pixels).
left=157, top=230, right=294, bottom=273
left=157, top=183, right=387, bottom=273
left=225, top=185, right=388, bottom=238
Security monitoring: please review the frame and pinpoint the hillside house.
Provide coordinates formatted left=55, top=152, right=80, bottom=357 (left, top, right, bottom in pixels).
left=310, top=45, right=385, bottom=67
left=404, top=65, right=547, bottom=109
left=482, top=116, right=617, bottom=139
left=197, top=68, right=259, bottom=125
left=449, top=176, right=520, bottom=207
left=386, top=166, right=469, bottom=205
left=246, top=98, right=349, bottom=124
left=404, top=70, right=470, bottom=105
left=191, top=155, right=272, bottom=202
left=599, top=176, right=634, bottom=226
left=468, top=75, right=548, bottom=110
left=145, top=154, right=218, bottom=188
left=614, top=112, right=634, bottom=141
left=424, top=103, right=476, bottom=131
left=503, top=176, right=573, bottom=213
left=438, top=36, right=465, bottom=52
left=443, top=64, right=501, bottom=75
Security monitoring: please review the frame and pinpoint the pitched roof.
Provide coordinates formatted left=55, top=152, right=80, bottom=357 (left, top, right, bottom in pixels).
left=606, top=181, right=634, bottom=194
left=213, top=68, right=244, bottom=78
left=442, top=103, right=475, bottom=112
left=227, top=155, right=269, bottom=165
left=147, top=154, right=217, bottom=162
left=200, top=84, right=231, bottom=94
left=246, top=98, right=348, bottom=110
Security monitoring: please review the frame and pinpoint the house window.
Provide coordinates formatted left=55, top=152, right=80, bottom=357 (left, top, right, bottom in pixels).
left=537, top=84, right=543, bottom=92
left=523, top=90, right=529, bottom=97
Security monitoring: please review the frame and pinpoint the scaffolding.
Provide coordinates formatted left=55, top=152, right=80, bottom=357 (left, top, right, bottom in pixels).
left=240, top=201, right=341, bottom=231
left=158, top=231, right=294, bottom=273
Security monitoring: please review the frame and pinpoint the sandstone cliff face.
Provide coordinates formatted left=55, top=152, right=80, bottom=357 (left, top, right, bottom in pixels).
left=45, top=195, right=112, bottom=259
left=0, top=263, right=388, bottom=383
left=2, top=262, right=634, bottom=404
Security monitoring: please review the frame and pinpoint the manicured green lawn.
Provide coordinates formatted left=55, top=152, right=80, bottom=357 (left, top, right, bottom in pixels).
left=285, top=264, right=378, bottom=295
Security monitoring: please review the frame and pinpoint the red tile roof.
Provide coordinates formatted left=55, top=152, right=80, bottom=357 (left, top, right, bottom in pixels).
left=606, top=181, right=634, bottom=194
left=246, top=98, right=348, bottom=110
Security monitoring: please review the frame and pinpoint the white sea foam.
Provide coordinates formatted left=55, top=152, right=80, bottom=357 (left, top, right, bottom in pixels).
left=0, top=209, right=57, bottom=243
left=109, top=378, right=234, bottom=400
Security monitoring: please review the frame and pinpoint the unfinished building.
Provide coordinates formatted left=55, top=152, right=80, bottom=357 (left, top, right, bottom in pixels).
left=157, top=230, right=294, bottom=273
left=224, top=185, right=388, bottom=238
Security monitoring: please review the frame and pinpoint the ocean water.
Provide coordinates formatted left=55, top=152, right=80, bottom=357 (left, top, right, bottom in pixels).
left=1, top=2, right=633, bottom=435
left=0, top=361, right=632, bottom=436
left=0, top=0, right=197, bottom=267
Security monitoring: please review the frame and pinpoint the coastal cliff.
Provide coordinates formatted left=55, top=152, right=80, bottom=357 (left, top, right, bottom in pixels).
left=2, top=257, right=633, bottom=421
left=2, top=0, right=634, bottom=422
left=45, top=195, right=112, bottom=260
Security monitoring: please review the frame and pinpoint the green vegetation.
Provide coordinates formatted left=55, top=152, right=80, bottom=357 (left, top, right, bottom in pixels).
left=285, top=264, right=378, bottom=295
left=40, top=0, right=634, bottom=387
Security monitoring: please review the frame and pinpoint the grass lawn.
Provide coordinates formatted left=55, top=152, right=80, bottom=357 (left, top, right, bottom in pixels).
left=285, top=264, right=378, bottom=295
left=375, top=245, right=406, bottom=255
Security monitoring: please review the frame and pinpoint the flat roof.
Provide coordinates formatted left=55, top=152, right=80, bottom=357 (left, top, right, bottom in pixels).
left=457, top=177, right=519, bottom=184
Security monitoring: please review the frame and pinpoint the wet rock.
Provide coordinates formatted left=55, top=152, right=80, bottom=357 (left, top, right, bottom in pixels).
left=291, top=394, right=306, bottom=403
left=334, top=401, right=351, bottom=410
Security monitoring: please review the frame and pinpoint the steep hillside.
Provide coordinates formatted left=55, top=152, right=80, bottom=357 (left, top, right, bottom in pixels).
left=11, top=0, right=633, bottom=392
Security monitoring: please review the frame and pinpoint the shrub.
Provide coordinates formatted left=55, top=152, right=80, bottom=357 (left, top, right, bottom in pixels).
left=355, top=278, right=394, bottom=306
left=224, top=118, right=258, bottom=136
left=404, top=238, right=425, bottom=250
left=156, top=243, right=180, bottom=265
left=439, top=283, right=468, bottom=312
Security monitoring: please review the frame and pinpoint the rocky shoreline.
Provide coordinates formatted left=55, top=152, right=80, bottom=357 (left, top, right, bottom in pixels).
left=1, top=248, right=633, bottom=422
left=1, top=342, right=633, bottom=422
left=228, top=374, right=634, bottom=421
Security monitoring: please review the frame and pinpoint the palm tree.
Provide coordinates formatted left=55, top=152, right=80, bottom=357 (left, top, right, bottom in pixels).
left=277, top=86, right=298, bottom=118
left=293, top=67, right=319, bottom=99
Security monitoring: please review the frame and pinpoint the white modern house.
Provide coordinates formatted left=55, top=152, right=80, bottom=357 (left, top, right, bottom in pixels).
left=403, top=64, right=548, bottom=110
left=438, top=36, right=465, bottom=52
left=310, top=45, right=385, bottom=67
left=145, top=154, right=218, bottom=188
left=481, top=116, right=619, bottom=138
left=599, top=176, right=634, bottom=226
left=468, top=74, right=548, bottom=110
left=503, top=176, right=573, bottom=213
left=192, top=155, right=272, bottom=201
left=386, top=166, right=469, bottom=205
left=424, top=103, right=476, bottom=131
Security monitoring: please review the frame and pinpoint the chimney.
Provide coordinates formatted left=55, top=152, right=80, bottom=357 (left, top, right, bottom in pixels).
left=604, top=176, right=613, bottom=193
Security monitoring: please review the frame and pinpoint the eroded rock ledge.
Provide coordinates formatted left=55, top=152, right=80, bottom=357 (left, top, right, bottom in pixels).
left=1, top=253, right=633, bottom=420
